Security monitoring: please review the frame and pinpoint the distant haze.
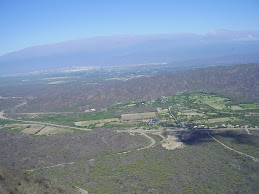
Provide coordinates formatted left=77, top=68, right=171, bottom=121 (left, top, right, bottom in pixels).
left=1, top=30, right=259, bottom=75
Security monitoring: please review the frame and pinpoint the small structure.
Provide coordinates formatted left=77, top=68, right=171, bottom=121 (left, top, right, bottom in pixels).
left=85, top=108, right=96, bottom=113
left=149, top=119, right=157, bottom=125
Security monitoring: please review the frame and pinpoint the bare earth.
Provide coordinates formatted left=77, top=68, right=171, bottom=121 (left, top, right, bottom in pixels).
left=22, top=124, right=45, bottom=134
left=36, top=126, right=63, bottom=135
left=0, top=111, right=7, bottom=120
left=121, top=112, right=156, bottom=121
left=161, top=135, right=184, bottom=150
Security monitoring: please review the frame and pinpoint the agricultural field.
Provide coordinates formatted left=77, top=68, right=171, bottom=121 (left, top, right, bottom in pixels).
left=191, top=94, right=229, bottom=110
left=35, top=126, right=75, bottom=135
left=21, top=124, right=45, bottom=134
left=4, top=92, right=258, bottom=132
left=230, top=105, right=243, bottom=110
left=207, top=117, right=240, bottom=124
left=0, top=123, right=78, bottom=136
left=121, top=112, right=156, bottom=121
left=240, top=103, right=259, bottom=108
left=0, top=124, right=30, bottom=132
left=74, top=118, right=120, bottom=127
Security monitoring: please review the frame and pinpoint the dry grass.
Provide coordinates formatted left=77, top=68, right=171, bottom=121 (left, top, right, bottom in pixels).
left=74, top=118, right=120, bottom=127
left=182, top=112, right=203, bottom=116
left=22, top=124, right=45, bottom=134
left=231, top=105, right=243, bottom=110
left=36, top=126, right=73, bottom=135
left=121, top=112, right=156, bottom=121
left=207, top=117, right=240, bottom=123
left=157, top=108, right=168, bottom=113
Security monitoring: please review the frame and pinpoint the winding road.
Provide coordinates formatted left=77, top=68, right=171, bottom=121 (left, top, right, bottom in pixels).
left=2, top=101, right=259, bottom=194
left=75, top=186, right=88, bottom=194
left=26, top=129, right=157, bottom=172
left=207, top=132, right=259, bottom=162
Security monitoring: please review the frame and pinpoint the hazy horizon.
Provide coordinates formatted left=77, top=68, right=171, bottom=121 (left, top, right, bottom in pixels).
left=1, top=29, right=259, bottom=56
left=1, top=0, right=259, bottom=56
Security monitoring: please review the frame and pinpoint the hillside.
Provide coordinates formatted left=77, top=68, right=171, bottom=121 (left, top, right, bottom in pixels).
left=1, top=63, right=259, bottom=193
left=5, top=63, right=258, bottom=113
left=0, top=167, right=74, bottom=194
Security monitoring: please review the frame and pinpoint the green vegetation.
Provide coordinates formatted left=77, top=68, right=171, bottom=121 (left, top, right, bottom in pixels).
left=35, top=130, right=259, bottom=193
left=240, top=103, right=259, bottom=108
left=0, top=120, right=21, bottom=125
left=0, top=63, right=259, bottom=193
left=207, top=117, right=241, bottom=124
left=192, top=94, right=229, bottom=110
left=0, top=124, right=28, bottom=132
left=6, top=92, right=258, bottom=132
left=213, top=130, right=259, bottom=158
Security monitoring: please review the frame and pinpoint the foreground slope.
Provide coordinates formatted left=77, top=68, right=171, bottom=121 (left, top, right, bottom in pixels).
left=0, top=167, right=74, bottom=194
left=0, top=63, right=259, bottom=193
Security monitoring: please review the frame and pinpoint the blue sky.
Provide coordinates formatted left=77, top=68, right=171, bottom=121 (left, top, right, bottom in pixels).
left=0, top=0, right=259, bottom=56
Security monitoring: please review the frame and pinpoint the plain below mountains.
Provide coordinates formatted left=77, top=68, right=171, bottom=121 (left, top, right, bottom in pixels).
left=5, top=63, right=259, bottom=113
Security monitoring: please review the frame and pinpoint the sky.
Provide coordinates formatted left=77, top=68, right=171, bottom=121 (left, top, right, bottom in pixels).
left=0, top=0, right=259, bottom=56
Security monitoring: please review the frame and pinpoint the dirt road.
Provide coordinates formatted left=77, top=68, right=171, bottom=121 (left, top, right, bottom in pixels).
left=208, top=132, right=259, bottom=162
left=117, top=129, right=156, bottom=151
left=75, top=186, right=88, bottom=194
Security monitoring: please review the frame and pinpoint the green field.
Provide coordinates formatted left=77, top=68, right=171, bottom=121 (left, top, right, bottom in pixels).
left=240, top=103, right=259, bottom=108
left=4, top=92, right=259, bottom=133
left=191, top=94, right=229, bottom=110
left=230, top=105, right=243, bottom=110
left=207, top=117, right=240, bottom=124
left=0, top=124, right=29, bottom=132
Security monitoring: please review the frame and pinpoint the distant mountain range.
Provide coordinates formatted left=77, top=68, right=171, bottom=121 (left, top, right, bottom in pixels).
left=1, top=30, right=259, bottom=75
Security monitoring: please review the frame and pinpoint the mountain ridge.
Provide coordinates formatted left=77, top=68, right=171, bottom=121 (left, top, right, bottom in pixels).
left=1, top=30, right=259, bottom=75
